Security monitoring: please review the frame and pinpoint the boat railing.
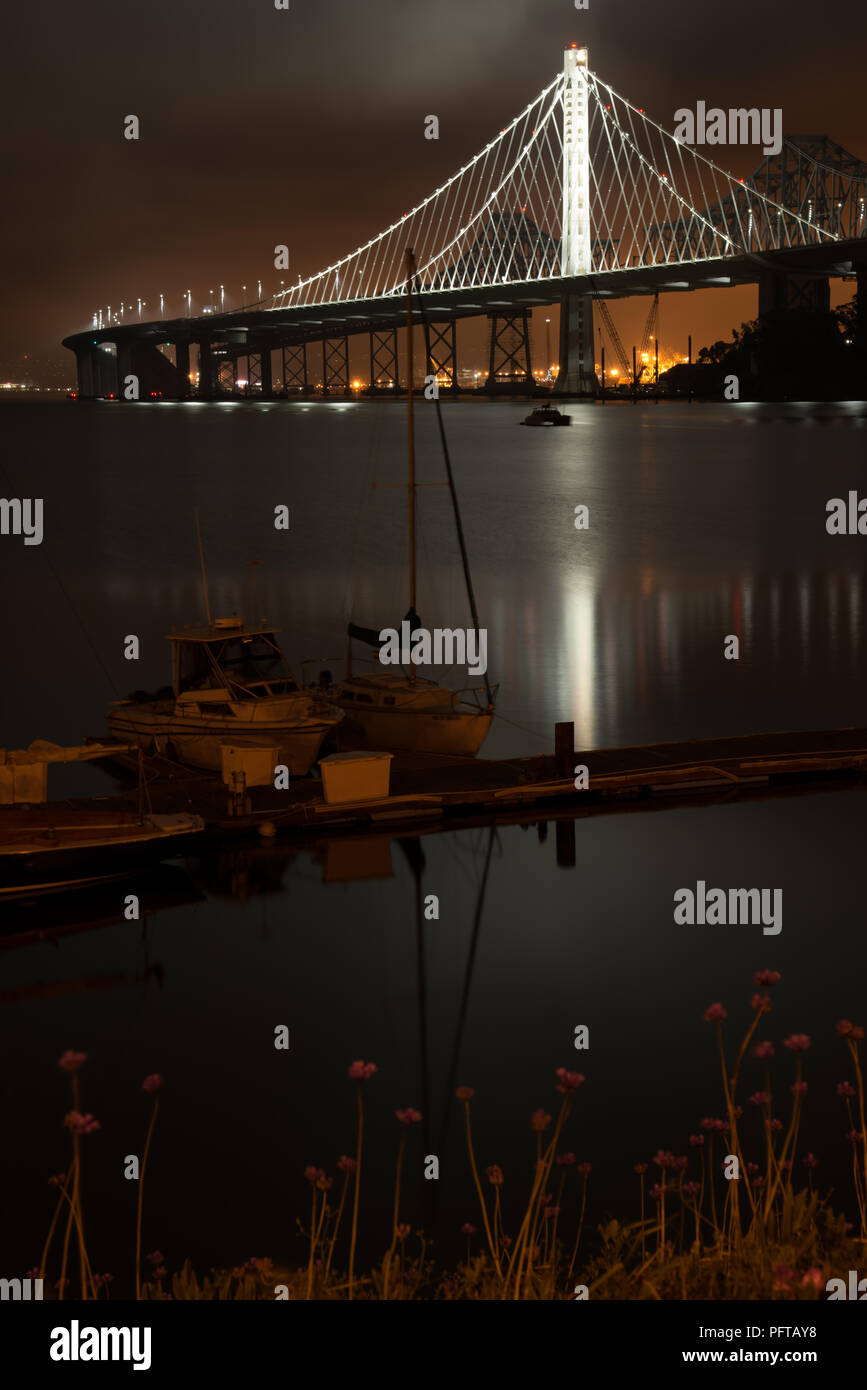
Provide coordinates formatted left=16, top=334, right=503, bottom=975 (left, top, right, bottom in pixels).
left=453, top=682, right=500, bottom=712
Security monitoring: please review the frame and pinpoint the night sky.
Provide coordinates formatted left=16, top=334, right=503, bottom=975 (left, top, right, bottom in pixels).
left=3, top=0, right=866, bottom=384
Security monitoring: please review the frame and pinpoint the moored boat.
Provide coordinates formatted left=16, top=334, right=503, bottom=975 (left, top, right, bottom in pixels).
left=335, top=670, right=492, bottom=756
left=520, top=405, right=571, bottom=426
left=109, top=618, right=343, bottom=774
left=0, top=807, right=204, bottom=899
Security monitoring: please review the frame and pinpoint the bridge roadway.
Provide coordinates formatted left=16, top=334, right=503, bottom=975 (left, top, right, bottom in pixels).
left=63, top=238, right=867, bottom=397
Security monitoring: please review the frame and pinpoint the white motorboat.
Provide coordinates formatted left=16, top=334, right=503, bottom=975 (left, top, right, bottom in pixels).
left=109, top=618, right=343, bottom=774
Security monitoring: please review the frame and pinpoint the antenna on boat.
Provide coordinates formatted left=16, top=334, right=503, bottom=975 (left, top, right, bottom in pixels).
left=194, top=506, right=213, bottom=627
left=247, top=559, right=262, bottom=626
left=405, top=247, right=418, bottom=684
left=407, top=257, right=495, bottom=711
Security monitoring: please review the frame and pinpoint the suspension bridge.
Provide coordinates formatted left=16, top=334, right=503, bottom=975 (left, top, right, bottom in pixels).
left=64, top=47, right=867, bottom=399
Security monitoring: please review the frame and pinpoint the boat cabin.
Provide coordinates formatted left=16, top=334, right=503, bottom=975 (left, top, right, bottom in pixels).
left=169, top=618, right=300, bottom=702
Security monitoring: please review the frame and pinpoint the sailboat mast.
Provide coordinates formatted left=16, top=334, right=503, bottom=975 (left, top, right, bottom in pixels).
left=406, top=260, right=494, bottom=711
left=405, top=247, right=417, bottom=616
left=194, top=506, right=213, bottom=628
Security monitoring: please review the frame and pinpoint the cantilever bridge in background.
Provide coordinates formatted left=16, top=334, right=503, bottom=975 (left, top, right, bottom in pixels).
left=64, top=48, right=867, bottom=399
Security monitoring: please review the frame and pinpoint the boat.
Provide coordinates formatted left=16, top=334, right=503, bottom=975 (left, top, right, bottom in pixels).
left=0, top=808, right=205, bottom=899
left=0, top=740, right=205, bottom=899
left=520, top=405, right=571, bottom=426
left=109, top=617, right=343, bottom=774
left=327, top=248, right=495, bottom=757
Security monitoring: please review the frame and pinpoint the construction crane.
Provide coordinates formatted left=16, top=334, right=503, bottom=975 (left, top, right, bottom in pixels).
left=596, top=293, right=659, bottom=384
left=596, top=300, right=630, bottom=380
left=636, top=293, right=659, bottom=382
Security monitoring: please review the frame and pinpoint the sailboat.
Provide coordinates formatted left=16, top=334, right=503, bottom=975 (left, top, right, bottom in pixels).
left=330, top=249, right=496, bottom=757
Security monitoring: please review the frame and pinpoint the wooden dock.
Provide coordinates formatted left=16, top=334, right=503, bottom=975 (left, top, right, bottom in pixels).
left=76, top=724, right=867, bottom=842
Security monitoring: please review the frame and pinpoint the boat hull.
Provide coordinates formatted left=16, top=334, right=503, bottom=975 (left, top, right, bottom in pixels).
left=337, top=706, right=493, bottom=757
left=108, top=705, right=340, bottom=775
left=0, top=812, right=204, bottom=899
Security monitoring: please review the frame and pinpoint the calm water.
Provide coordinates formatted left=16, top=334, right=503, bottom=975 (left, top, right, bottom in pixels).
left=1, top=399, right=866, bottom=1291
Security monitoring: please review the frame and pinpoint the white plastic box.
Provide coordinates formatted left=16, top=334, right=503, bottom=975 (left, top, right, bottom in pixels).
left=220, top=742, right=280, bottom=789
left=320, top=751, right=393, bottom=804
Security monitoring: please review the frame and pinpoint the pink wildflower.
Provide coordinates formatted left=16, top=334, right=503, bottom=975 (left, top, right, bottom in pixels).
left=554, top=1067, right=584, bottom=1094
left=772, top=1263, right=796, bottom=1289
left=754, top=970, right=781, bottom=988
left=58, top=1050, right=87, bottom=1073
left=703, top=1003, right=727, bottom=1023
left=64, top=1111, right=100, bottom=1136
left=348, top=1060, right=377, bottom=1082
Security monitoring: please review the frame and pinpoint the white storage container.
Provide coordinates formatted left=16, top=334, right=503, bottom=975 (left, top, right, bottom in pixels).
left=220, top=742, right=280, bottom=789
left=320, top=751, right=393, bottom=804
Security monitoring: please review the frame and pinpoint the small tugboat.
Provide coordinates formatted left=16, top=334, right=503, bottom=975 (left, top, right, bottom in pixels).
left=520, top=405, right=571, bottom=426
left=109, top=617, right=343, bottom=774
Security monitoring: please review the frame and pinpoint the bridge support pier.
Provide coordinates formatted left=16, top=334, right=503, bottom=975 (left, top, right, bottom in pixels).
left=282, top=343, right=310, bottom=394
left=217, top=357, right=235, bottom=394
left=368, top=329, right=399, bottom=392
left=758, top=270, right=831, bottom=316
left=554, top=293, right=598, bottom=396
left=486, top=311, right=533, bottom=391
left=424, top=319, right=459, bottom=394
left=246, top=351, right=263, bottom=394
left=322, top=336, right=350, bottom=395
left=259, top=348, right=273, bottom=398
left=197, top=339, right=216, bottom=399
left=73, top=346, right=100, bottom=398
left=116, top=341, right=134, bottom=398
left=175, top=341, right=191, bottom=395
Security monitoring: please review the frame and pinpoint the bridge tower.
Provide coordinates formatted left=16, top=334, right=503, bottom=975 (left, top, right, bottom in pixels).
left=555, top=45, right=598, bottom=397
